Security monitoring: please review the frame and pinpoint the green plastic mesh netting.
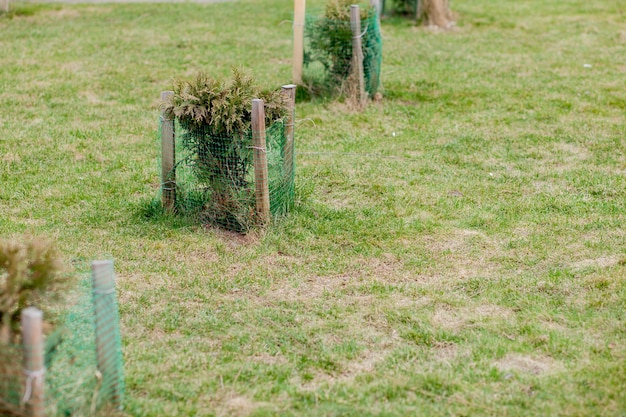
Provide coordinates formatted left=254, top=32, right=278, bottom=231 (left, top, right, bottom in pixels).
left=159, top=118, right=295, bottom=232
left=302, top=3, right=382, bottom=98
left=0, top=271, right=124, bottom=417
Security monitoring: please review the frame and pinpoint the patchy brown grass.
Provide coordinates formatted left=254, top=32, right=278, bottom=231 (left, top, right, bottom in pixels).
left=495, top=354, right=564, bottom=376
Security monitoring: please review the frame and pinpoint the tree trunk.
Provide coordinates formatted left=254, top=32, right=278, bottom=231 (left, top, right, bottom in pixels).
left=418, top=0, right=454, bottom=29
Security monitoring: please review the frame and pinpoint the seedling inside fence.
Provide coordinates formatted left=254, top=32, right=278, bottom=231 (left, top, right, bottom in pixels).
left=159, top=70, right=296, bottom=232
left=300, top=0, right=382, bottom=103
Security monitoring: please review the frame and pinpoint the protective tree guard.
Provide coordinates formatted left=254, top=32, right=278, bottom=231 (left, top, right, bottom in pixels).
left=301, top=1, right=383, bottom=101
left=156, top=73, right=297, bottom=232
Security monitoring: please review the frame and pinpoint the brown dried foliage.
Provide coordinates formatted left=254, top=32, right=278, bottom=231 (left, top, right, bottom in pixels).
left=0, top=237, right=64, bottom=344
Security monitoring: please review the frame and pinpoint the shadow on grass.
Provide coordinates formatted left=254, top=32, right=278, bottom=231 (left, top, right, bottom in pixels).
left=133, top=197, right=198, bottom=230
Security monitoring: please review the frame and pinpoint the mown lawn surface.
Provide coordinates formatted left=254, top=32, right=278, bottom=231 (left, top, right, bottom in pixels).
left=1, top=0, right=625, bottom=415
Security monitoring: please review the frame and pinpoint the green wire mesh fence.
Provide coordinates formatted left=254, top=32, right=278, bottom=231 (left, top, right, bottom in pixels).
left=302, top=2, right=382, bottom=99
left=0, top=261, right=124, bottom=417
left=158, top=87, right=296, bottom=233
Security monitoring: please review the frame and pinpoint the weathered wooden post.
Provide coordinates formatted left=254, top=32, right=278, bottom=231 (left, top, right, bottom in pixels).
left=350, top=5, right=367, bottom=106
left=292, top=0, right=306, bottom=85
left=160, top=91, right=176, bottom=211
left=281, top=85, right=297, bottom=179
left=92, top=260, right=124, bottom=410
left=0, top=0, right=9, bottom=13
left=21, top=308, right=45, bottom=417
left=251, top=99, right=270, bottom=224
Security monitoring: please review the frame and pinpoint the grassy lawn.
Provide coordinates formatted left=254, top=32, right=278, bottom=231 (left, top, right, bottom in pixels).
left=1, top=0, right=625, bottom=415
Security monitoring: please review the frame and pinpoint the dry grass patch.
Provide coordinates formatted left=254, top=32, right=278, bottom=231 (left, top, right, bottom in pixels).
left=570, top=255, right=622, bottom=270
left=435, top=229, right=491, bottom=252
left=79, top=90, right=117, bottom=106
left=431, top=303, right=513, bottom=333
left=222, top=395, right=259, bottom=416
left=268, top=252, right=408, bottom=302
left=212, top=228, right=261, bottom=248
left=184, top=249, right=220, bottom=265
left=1, top=153, right=21, bottom=164
left=495, top=354, right=564, bottom=376
left=422, top=229, right=503, bottom=282
left=292, top=345, right=395, bottom=391
left=431, top=341, right=460, bottom=362
left=250, top=352, right=289, bottom=367
left=271, top=273, right=353, bottom=302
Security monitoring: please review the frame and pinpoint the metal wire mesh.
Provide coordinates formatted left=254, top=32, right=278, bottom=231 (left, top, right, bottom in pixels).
left=158, top=117, right=295, bottom=232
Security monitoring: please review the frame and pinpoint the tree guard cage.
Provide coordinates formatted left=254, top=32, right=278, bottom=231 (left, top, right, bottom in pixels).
left=159, top=86, right=297, bottom=233
left=301, top=2, right=383, bottom=99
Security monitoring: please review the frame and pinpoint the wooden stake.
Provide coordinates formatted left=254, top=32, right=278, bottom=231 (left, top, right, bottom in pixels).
left=350, top=5, right=367, bottom=106
left=281, top=85, right=297, bottom=178
left=251, top=99, right=270, bottom=224
left=92, top=260, right=123, bottom=410
left=292, top=0, right=306, bottom=85
left=0, top=0, right=8, bottom=13
left=160, top=91, right=176, bottom=211
left=21, top=308, right=44, bottom=417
